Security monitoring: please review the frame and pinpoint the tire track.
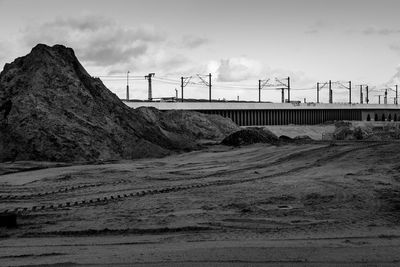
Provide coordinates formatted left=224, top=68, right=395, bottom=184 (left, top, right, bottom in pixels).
left=2, top=183, right=214, bottom=214
left=0, top=179, right=134, bottom=200
left=1, top=143, right=382, bottom=215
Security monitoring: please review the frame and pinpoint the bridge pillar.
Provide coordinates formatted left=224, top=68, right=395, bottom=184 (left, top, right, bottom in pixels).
left=262, top=110, right=265, bottom=125
left=286, top=110, right=289, bottom=125
left=310, top=110, right=314, bottom=124
left=300, top=110, right=304, bottom=125
left=276, top=110, right=279, bottom=125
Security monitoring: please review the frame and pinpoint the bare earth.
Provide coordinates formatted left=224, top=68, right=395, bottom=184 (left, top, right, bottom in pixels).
left=1, top=140, right=400, bottom=266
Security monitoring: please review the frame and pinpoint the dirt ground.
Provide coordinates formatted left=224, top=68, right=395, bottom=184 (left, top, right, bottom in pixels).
left=1, top=138, right=400, bottom=266
left=263, top=124, right=336, bottom=140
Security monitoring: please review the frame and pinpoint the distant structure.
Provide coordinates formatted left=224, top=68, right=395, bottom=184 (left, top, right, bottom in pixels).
left=145, top=73, right=155, bottom=101
left=126, top=71, right=130, bottom=100
left=123, top=101, right=400, bottom=126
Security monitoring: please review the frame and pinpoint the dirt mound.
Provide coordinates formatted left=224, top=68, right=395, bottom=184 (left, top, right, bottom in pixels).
left=264, top=125, right=336, bottom=141
left=332, top=121, right=400, bottom=141
left=221, top=128, right=278, bottom=146
left=294, top=135, right=312, bottom=140
left=137, top=107, right=238, bottom=141
left=0, top=44, right=238, bottom=162
left=334, top=126, right=357, bottom=140
left=278, top=135, right=293, bottom=141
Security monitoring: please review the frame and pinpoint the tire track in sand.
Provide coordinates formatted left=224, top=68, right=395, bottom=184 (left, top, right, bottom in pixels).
left=2, top=143, right=382, bottom=215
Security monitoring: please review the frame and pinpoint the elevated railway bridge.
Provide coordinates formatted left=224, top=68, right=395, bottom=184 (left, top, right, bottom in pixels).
left=123, top=101, right=400, bottom=126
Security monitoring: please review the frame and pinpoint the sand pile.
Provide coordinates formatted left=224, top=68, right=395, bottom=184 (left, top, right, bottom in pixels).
left=221, top=128, right=278, bottom=146
left=333, top=121, right=400, bottom=140
left=137, top=107, right=238, bottom=141
left=0, top=44, right=238, bottom=162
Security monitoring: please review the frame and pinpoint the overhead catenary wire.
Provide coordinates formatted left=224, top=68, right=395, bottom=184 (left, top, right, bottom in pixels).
left=99, top=74, right=314, bottom=90
left=96, top=73, right=398, bottom=104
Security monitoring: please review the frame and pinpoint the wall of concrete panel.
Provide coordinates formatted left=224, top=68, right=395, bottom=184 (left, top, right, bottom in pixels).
left=197, top=109, right=364, bottom=126
left=361, top=110, right=400, bottom=122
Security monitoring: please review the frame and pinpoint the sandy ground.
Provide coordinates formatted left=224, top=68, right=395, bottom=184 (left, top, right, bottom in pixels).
left=264, top=121, right=400, bottom=141
left=1, top=140, right=400, bottom=266
left=263, top=124, right=336, bottom=140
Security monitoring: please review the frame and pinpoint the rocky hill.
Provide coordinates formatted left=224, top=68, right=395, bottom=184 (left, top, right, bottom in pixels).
left=0, top=44, right=238, bottom=162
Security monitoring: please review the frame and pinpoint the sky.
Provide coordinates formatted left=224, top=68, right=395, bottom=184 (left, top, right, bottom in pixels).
left=1, top=0, right=400, bottom=103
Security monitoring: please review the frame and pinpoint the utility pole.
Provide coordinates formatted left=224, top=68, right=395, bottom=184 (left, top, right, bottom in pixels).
left=396, top=85, right=398, bottom=105
left=197, top=73, right=212, bottom=102
left=384, top=89, right=388, bottom=104
left=378, top=95, right=381, bottom=104
left=181, top=77, right=184, bottom=102
left=258, top=78, right=270, bottom=102
left=126, top=71, right=130, bottom=100
left=209, top=73, right=212, bottom=102
left=180, top=76, right=192, bottom=102
left=366, top=86, right=369, bottom=104
left=175, top=88, right=178, bottom=100
left=329, top=80, right=332, bottom=104
left=348, top=81, right=352, bottom=104
left=274, top=77, right=290, bottom=102
left=360, top=85, right=363, bottom=104
left=145, top=73, right=155, bottom=101
left=317, top=82, right=320, bottom=103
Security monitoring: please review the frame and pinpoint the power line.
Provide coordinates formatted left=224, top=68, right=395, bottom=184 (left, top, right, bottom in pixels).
left=98, top=72, right=399, bottom=105
left=97, top=75, right=144, bottom=78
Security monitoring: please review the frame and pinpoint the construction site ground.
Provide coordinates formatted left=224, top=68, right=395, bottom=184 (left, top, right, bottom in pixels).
left=1, top=138, right=400, bottom=266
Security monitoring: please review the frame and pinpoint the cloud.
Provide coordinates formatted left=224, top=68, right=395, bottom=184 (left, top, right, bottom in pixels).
left=106, top=48, right=191, bottom=77
left=83, top=44, right=148, bottom=66
left=181, top=35, right=209, bottom=49
left=304, top=29, right=319, bottom=35
left=214, top=57, right=263, bottom=82
left=0, top=40, right=14, bottom=70
left=387, top=65, right=400, bottom=85
left=389, top=43, right=400, bottom=53
left=42, top=16, right=115, bottom=32
left=362, top=26, right=400, bottom=35
left=0, top=42, right=7, bottom=60
left=206, top=57, right=313, bottom=90
left=18, top=14, right=212, bottom=77
left=304, top=20, right=328, bottom=35
left=21, top=15, right=166, bottom=67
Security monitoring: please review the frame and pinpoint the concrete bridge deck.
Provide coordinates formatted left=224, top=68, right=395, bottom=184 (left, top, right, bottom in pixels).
left=123, top=101, right=400, bottom=126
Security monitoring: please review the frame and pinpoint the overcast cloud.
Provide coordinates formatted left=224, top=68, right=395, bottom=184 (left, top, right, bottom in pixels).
left=21, top=15, right=168, bottom=67
left=362, top=26, right=400, bottom=35
left=181, top=35, right=209, bottom=49
left=387, top=65, right=400, bottom=85
left=214, top=57, right=263, bottom=82
left=389, top=44, right=400, bottom=54
left=1, top=0, right=400, bottom=101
